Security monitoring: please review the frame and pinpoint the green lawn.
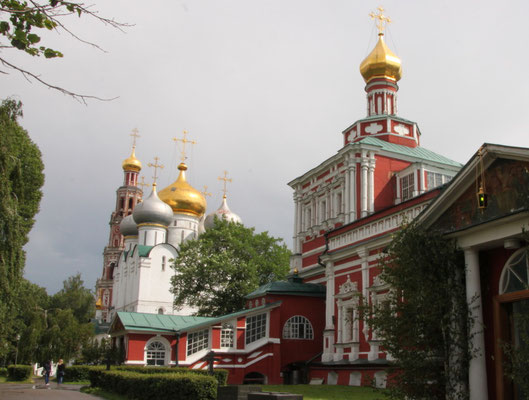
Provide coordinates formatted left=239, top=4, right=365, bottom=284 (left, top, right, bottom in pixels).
left=82, top=384, right=386, bottom=400
left=263, top=385, right=386, bottom=400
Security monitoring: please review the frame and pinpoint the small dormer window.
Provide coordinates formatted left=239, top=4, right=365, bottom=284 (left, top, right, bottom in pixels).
left=426, top=171, right=453, bottom=190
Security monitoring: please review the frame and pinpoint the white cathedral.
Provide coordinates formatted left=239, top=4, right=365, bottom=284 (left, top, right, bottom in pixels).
left=95, top=137, right=241, bottom=322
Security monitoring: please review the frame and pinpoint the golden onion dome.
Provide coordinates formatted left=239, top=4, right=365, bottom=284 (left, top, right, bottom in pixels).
left=122, top=146, right=142, bottom=172
left=158, top=163, right=207, bottom=217
left=359, top=33, right=402, bottom=83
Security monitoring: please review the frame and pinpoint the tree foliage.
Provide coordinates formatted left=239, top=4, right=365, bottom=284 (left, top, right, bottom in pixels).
left=362, top=223, right=471, bottom=400
left=0, top=98, right=44, bottom=363
left=0, top=1, right=128, bottom=101
left=2, top=274, right=96, bottom=366
left=171, top=218, right=291, bottom=317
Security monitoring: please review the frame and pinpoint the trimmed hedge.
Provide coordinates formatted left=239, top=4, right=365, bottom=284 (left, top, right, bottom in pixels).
left=7, top=365, right=32, bottom=381
left=90, top=370, right=217, bottom=400
left=115, top=365, right=228, bottom=386
left=63, top=365, right=106, bottom=382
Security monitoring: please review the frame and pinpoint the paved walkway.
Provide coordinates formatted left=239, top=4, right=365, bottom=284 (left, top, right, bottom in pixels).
left=0, top=378, right=103, bottom=399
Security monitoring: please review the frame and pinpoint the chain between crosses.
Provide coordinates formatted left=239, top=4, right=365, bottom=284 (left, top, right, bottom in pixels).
left=147, top=157, right=164, bottom=185
left=172, top=130, right=196, bottom=163
left=369, top=6, right=391, bottom=35
left=218, top=171, right=232, bottom=198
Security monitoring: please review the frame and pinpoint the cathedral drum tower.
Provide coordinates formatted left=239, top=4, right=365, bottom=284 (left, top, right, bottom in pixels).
left=95, top=130, right=143, bottom=322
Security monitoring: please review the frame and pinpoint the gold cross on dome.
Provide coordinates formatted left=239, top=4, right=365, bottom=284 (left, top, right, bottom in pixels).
left=218, top=171, right=232, bottom=198
left=147, top=157, right=164, bottom=185
left=138, top=176, right=149, bottom=191
left=130, top=128, right=140, bottom=148
left=172, top=130, right=196, bottom=162
left=369, top=6, right=392, bottom=35
left=201, top=186, right=212, bottom=198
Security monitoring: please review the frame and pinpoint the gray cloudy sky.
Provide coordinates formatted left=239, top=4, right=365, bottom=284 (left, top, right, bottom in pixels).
left=4, top=0, right=528, bottom=294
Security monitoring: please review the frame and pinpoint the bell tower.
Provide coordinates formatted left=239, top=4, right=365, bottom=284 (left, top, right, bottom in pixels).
left=95, top=130, right=144, bottom=322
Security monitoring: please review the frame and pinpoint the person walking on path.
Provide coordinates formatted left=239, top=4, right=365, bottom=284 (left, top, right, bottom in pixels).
left=56, top=359, right=65, bottom=386
left=42, top=360, right=51, bottom=387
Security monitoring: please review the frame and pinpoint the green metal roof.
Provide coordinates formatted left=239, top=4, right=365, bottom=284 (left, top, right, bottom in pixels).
left=246, top=277, right=326, bottom=299
left=115, top=312, right=214, bottom=333
left=137, top=245, right=154, bottom=257
left=357, top=136, right=462, bottom=167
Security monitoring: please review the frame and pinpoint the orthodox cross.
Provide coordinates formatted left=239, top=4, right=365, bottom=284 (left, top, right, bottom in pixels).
left=172, top=130, right=196, bottom=162
left=138, top=176, right=149, bottom=191
left=369, top=6, right=391, bottom=34
left=218, top=171, right=232, bottom=198
left=201, top=186, right=212, bottom=198
left=130, top=128, right=140, bottom=147
left=148, top=157, right=164, bottom=185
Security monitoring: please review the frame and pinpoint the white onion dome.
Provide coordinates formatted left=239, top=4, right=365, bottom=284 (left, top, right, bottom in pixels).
left=204, top=195, right=242, bottom=229
left=132, top=184, right=173, bottom=227
left=120, top=214, right=138, bottom=237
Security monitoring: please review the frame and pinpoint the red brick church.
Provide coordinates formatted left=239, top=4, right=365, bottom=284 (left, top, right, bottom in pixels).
left=105, top=8, right=529, bottom=400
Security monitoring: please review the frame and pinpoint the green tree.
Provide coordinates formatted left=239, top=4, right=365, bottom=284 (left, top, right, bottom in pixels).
left=361, top=223, right=471, bottom=400
left=0, top=98, right=44, bottom=363
left=51, top=273, right=95, bottom=323
left=0, top=1, right=128, bottom=101
left=171, top=218, right=291, bottom=316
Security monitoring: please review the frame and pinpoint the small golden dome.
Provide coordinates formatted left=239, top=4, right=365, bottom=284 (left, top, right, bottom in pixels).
left=360, top=33, right=402, bottom=83
left=122, top=147, right=142, bottom=172
left=158, top=163, right=207, bottom=217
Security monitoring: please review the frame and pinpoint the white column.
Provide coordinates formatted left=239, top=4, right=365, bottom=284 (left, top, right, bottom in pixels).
left=293, top=193, right=299, bottom=253
left=322, top=261, right=336, bottom=362
left=344, top=164, right=351, bottom=224
left=361, top=151, right=369, bottom=217
left=464, top=248, right=488, bottom=400
left=368, top=152, right=375, bottom=214
left=349, top=163, right=356, bottom=222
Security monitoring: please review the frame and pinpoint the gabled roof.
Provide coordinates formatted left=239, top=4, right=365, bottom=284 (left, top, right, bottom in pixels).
left=111, top=302, right=283, bottom=334
left=419, top=143, right=529, bottom=231
left=357, top=137, right=461, bottom=167
left=112, top=312, right=214, bottom=333
left=246, top=277, right=326, bottom=299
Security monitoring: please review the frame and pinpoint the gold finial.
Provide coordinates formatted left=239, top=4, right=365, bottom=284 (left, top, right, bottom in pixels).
left=147, top=157, right=164, bottom=186
left=218, top=171, right=232, bottom=198
left=138, top=176, right=149, bottom=191
left=201, top=186, right=212, bottom=198
left=172, top=130, right=196, bottom=163
left=130, top=128, right=141, bottom=148
left=369, top=6, right=392, bottom=35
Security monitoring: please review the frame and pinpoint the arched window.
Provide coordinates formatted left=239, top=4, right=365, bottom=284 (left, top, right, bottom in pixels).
left=499, top=248, right=529, bottom=294
left=283, top=315, right=314, bottom=340
left=158, top=308, right=164, bottom=315
left=162, top=256, right=166, bottom=271
left=146, top=340, right=167, bottom=366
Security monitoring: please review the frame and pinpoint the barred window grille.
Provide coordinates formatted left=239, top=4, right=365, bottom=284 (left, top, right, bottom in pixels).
left=187, top=329, right=209, bottom=356
left=246, top=313, right=267, bottom=345
left=221, top=323, right=234, bottom=348
left=146, top=341, right=166, bottom=366
left=283, top=315, right=314, bottom=340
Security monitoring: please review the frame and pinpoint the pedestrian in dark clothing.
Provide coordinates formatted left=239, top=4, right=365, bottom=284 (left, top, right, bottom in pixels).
left=56, top=359, right=65, bottom=385
left=42, top=360, right=51, bottom=386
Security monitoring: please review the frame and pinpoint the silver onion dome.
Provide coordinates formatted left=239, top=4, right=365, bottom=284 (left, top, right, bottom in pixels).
left=120, top=214, right=138, bottom=237
left=132, top=185, right=173, bottom=227
left=204, top=196, right=242, bottom=229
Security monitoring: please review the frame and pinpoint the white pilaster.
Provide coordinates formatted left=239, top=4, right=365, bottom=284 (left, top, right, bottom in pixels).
left=464, top=248, right=488, bottom=400
left=361, top=151, right=369, bottom=217
left=349, top=162, right=356, bottom=222
left=368, top=152, right=376, bottom=214
left=322, top=261, right=336, bottom=362
left=344, top=163, right=351, bottom=223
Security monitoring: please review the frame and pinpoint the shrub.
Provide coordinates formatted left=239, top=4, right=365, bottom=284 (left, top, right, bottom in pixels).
left=90, top=370, right=217, bottom=400
left=0, top=367, right=7, bottom=377
left=64, top=365, right=105, bottom=382
left=7, top=365, right=32, bottom=381
left=115, top=365, right=228, bottom=385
